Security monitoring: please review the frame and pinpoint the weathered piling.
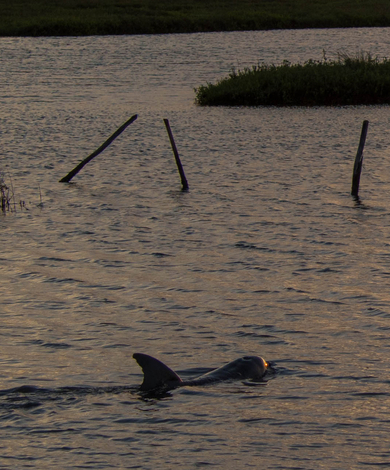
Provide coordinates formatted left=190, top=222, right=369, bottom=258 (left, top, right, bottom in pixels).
left=163, top=119, right=189, bottom=191
left=351, top=120, right=369, bottom=197
left=59, top=114, right=138, bottom=183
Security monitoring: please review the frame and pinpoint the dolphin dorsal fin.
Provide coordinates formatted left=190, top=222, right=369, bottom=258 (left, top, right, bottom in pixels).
left=133, top=353, right=182, bottom=391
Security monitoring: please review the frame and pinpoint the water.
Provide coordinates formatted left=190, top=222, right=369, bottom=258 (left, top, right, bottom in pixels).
left=1, top=27, right=390, bottom=469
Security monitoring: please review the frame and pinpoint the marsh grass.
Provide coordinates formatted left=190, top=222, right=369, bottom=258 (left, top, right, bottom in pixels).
left=0, top=171, right=28, bottom=214
left=0, top=0, right=390, bottom=36
left=195, top=52, right=390, bottom=107
left=0, top=171, right=15, bottom=213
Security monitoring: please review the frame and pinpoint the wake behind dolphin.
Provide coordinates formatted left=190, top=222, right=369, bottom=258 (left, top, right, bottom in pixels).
left=133, top=353, right=268, bottom=392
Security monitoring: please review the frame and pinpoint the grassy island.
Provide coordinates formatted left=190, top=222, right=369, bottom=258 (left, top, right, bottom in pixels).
left=0, top=0, right=390, bottom=37
left=195, top=54, right=390, bottom=107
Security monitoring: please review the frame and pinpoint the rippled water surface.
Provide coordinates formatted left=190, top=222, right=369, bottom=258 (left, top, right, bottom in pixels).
left=1, top=28, right=390, bottom=469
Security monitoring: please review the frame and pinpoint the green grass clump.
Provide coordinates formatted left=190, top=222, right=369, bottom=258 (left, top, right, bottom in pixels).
left=195, top=53, right=390, bottom=107
left=0, top=0, right=390, bottom=36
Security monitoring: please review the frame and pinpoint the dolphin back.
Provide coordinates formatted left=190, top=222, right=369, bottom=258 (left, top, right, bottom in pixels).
left=182, top=356, right=268, bottom=386
left=133, top=354, right=268, bottom=391
left=133, top=353, right=183, bottom=391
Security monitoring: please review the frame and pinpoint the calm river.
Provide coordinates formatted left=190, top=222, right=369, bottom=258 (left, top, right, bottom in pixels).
left=1, top=27, right=390, bottom=469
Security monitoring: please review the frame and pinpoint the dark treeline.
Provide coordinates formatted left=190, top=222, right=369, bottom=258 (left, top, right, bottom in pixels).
left=1, top=0, right=390, bottom=37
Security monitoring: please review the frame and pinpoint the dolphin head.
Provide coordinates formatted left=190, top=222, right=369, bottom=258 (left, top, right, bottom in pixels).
left=241, top=356, right=268, bottom=377
left=195, top=355, right=268, bottom=384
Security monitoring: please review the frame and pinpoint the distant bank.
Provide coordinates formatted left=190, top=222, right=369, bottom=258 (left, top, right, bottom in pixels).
left=0, top=0, right=389, bottom=37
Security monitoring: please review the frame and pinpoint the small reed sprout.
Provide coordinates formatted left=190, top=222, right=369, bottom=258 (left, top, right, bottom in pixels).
left=0, top=171, right=29, bottom=214
left=0, top=171, right=14, bottom=213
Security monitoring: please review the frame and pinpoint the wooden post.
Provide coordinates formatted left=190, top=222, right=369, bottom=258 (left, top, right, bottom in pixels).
left=351, top=120, right=369, bottom=197
left=163, top=119, right=189, bottom=191
left=59, top=114, right=138, bottom=183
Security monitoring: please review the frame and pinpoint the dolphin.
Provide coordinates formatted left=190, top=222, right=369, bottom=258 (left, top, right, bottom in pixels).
left=133, top=353, right=268, bottom=392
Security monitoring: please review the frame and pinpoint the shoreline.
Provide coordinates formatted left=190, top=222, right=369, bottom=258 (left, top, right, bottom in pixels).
left=2, top=24, right=390, bottom=39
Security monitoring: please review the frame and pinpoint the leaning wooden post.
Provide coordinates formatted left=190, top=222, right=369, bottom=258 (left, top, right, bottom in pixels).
left=163, top=119, right=189, bottom=191
left=59, top=114, right=138, bottom=183
left=351, top=120, right=369, bottom=197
